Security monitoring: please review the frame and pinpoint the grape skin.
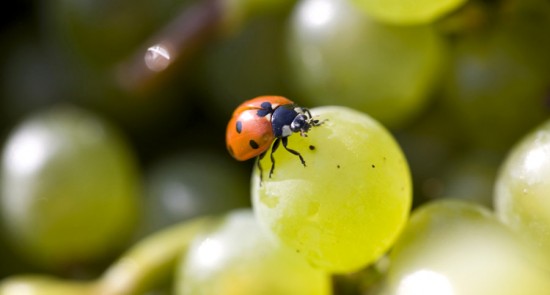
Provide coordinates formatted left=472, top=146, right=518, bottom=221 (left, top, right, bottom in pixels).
left=252, top=106, right=412, bottom=273
left=495, top=119, right=550, bottom=269
left=176, top=210, right=331, bottom=295
left=387, top=200, right=550, bottom=295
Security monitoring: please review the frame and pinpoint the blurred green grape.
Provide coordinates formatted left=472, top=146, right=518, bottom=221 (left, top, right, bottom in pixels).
left=386, top=200, right=550, bottom=295
left=252, top=106, right=411, bottom=273
left=349, top=0, right=467, bottom=25
left=442, top=0, right=550, bottom=151
left=0, top=106, right=140, bottom=270
left=176, top=210, right=331, bottom=295
left=287, top=0, right=444, bottom=128
left=142, top=149, right=249, bottom=234
left=495, top=118, right=550, bottom=270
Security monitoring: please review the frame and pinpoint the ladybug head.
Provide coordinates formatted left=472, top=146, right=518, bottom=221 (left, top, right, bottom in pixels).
left=290, top=108, right=320, bottom=137
left=290, top=114, right=309, bottom=132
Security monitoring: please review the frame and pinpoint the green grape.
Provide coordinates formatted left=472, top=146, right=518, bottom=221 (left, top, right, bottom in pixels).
left=287, top=0, right=444, bottom=128
left=442, top=0, right=550, bottom=151
left=349, top=0, right=467, bottom=25
left=495, top=119, right=550, bottom=269
left=252, top=106, right=412, bottom=273
left=0, top=106, right=140, bottom=270
left=175, top=210, right=331, bottom=295
left=386, top=200, right=550, bottom=295
left=142, top=149, right=249, bottom=234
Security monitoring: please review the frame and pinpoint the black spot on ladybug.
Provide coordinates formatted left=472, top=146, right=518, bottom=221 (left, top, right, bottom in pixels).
left=249, top=140, right=260, bottom=149
left=236, top=121, right=243, bottom=133
left=257, top=102, right=273, bottom=117
left=309, top=145, right=315, bottom=151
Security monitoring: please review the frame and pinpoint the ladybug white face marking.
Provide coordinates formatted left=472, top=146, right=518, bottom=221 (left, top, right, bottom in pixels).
left=281, top=125, right=293, bottom=137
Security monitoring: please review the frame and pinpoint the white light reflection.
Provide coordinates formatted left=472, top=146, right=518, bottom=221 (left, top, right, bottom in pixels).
left=524, top=145, right=547, bottom=172
left=145, top=44, right=172, bottom=72
left=5, top=127, right=50, bottom=176
left=397, top=270, right=454, bottom=295
left=300, top=0, right=335, bottom=28
left=195, top=238, right=224, bottom=269
left=2, top=282, right=34, bottom=295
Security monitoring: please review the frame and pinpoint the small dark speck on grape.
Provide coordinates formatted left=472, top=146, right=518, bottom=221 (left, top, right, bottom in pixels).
left=309, top=145, right=315, bottom=150
left=371, top=164, right=375, bottom=168
left=337, top=165, right=341, bottom=169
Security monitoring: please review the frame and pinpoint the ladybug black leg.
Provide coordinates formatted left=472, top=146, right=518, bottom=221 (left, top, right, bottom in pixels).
left=304, top=108, right=313, bottom=118
left=258, top=151, right=267, bottom=182
left=269, top=138, right=281, bottom=178
left=282, top=137, right=306, bottom=167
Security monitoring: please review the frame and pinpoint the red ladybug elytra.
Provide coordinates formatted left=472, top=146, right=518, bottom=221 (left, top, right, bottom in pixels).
left=226, top=96, right=321, bottom=178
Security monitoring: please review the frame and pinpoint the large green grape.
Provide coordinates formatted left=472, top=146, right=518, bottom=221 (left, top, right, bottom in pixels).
left=175, top=210, right=331, bottom=295
left=386, top=200, right=550, bottom=295
left=349, top=0, right=467, bottom=25
left=287, top=0, right=444, bottom=128
left=495, top=119, right=550, bottom=269
left=252, top=106, right=412, bottom=273
left=0, top=106, right=140, bottom=270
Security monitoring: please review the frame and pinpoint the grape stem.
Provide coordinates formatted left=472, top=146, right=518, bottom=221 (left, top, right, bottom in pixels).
left=114, top=0, right=224, bottom=93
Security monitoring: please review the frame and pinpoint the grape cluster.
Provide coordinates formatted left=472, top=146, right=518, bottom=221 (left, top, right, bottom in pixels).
left=1, top=0, right=550, bottom=294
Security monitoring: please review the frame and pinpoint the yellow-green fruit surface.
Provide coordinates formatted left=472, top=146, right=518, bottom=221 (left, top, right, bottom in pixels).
left=495, top=119, right=550, bottom=269
left=387, top=200, right=550, bottom=295
left=176, top=210, right=331, bottom=295
left=0, top=106, right=140, bottom=269
left=350, top=0, right=467, bottom=24
left=252, top=106, right=412, bottom=273
left=287, top=0, right=444, bottom=128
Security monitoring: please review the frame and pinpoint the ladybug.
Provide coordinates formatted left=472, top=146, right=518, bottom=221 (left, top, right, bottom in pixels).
left=226, top=96, right=321, bottom=179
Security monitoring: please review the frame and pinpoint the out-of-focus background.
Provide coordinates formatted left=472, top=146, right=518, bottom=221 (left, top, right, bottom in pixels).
left=0, top=0, right=549, bottom=293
